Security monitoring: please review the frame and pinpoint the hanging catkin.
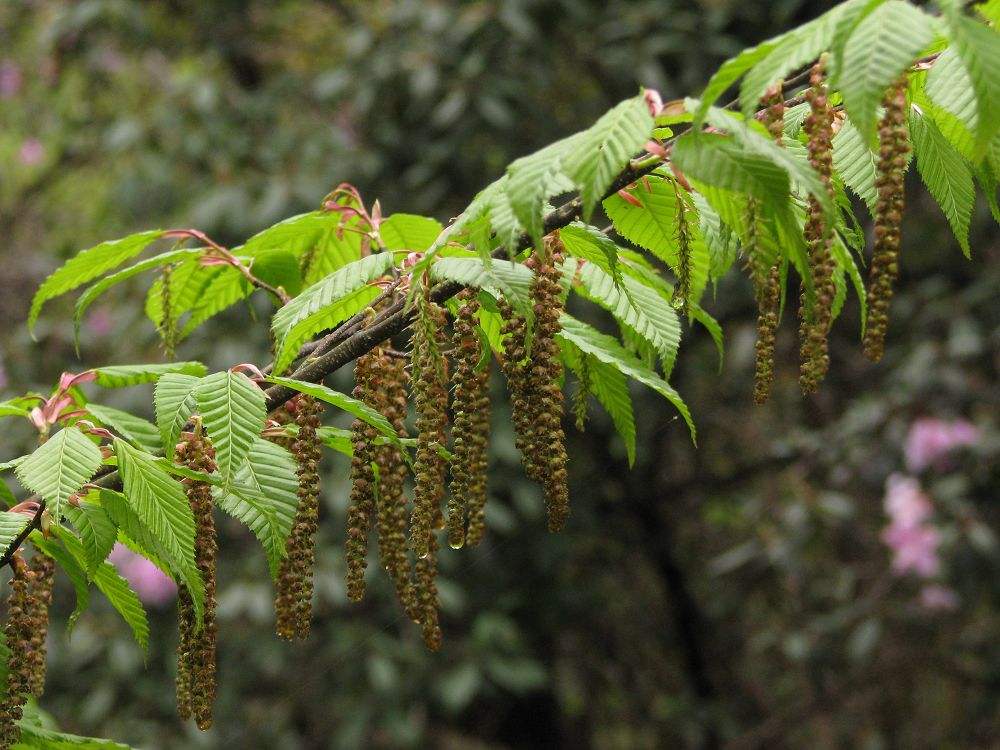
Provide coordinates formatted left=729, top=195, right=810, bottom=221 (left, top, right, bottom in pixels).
left=408, top=296, right=449, bottom=560
left=498, top=295, right=540, bottom=480
left=275, top=394, right=323, bottom=635
left=448, top=291, right=491, bottom=549
left=413, top=524, right=442, bottom=651
left=673, top=182, right=693, bottom=316
left=174, top=429, right=218, bottom=730
left=749, top=83, right=785, bottom=405
left=24, top=552, right=53, bottom=699
left=533, top=236, right=570, bottom=531
left=863, top=77, right=910, bottom=362
left=0, top=556, right=33, bottom=749
left=799, top=59, right=838, bottom=393
left=346, top=353, right=378, bottom=602
left=373, top=348, right=419, bottom=621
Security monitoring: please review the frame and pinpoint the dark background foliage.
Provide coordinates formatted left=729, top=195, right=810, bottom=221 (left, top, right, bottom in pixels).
left=1, top=1, right=998, bottom=747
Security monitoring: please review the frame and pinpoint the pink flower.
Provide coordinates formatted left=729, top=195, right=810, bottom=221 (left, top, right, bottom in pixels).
left=881, top=474, right=942, bottom=579
left=19, top=138, right=45, bottom=166
left=0, top=61, right=21, bottom=99
left=904, top=418, right=979, bottom=473
left=85, top=306, right=114, bottom=337
left=919, top=584, right=960, bottom=611
left=109, top=543, right=177, bottom=607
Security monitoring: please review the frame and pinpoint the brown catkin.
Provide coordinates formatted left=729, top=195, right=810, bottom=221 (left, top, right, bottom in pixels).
left=372, top=348, right=419, bottom=621
left=533, top=236, right=570, bottom=531
left=174, top=430, right=218, bottom=730
left=448, top=291, right=491, bottom=549
left=409, top=297, right=449, bottom=560
left=498, top=295, right=539, bottom=479
left=749, top=84, right=785, bottom=405
left=0, top=556, right=33, bottom=749
left=345, top=353, right=379, bottom=602
left=413, top=528, right=442, bottom=651
left=275, top=394, right=323, bottom=637
left=673, top=182, right=693, bottom=316
left=799, top=59, right=837, bottom=393
left=863, top=77, right=910, bottom=362
left=24, top=553, right=53, bottom=699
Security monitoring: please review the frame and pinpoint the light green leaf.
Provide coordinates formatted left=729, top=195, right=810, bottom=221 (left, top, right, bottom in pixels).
left=179, top=266, right=250, bottom=339
left=85, top=404, right=161, bottom=455
left=673, top=133, right=790, bottom=206
left=694, top=40, right=782, bottom=124
left=195, top=371, right=267, bottom=485
left=214, top=437, right=298, bottom=578
left=380, top=214, right=444, bottom=252
left=507, top=132, right=586, bottom=243
left=251, top=249, right=303, bottom=297
left=562, top=95, right=654, bottom=218
left=265, top=376, right=400, bottom=446
left=56, top=527, right=149, bottom=651
left=910, top=110, right=975, bottom=257
left=429, top=257, right=534, bottom=310
left=558, top=223, right=623, bottom=282
left=91, top=362, right=207, bottom=389
left=832, top=118, right=878, bottom=212
left=17, top=718, right=133, bottom=749
left=30, top=534, right=90, bottom=633
left=0, top=512, right=32, bottom=553
left=64, top=501, right=118, bottom=576
left=838, top=1, right=935, bottom=145
left=556, top=315, right=695, bottom=442
left=113, top=440, right=202, bottom=619
left=29, top=230, right=165, bottom=332
left=14, top=427, right=102, bottom=520
left=270, top=253, right=395, bottom=374
left=154, top=374, right=201, bottom=459
left=73, top=248, right=201, bottom=347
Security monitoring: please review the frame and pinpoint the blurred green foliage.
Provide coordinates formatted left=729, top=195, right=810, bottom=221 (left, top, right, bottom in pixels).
left=1, top=0, right=998, bottom=748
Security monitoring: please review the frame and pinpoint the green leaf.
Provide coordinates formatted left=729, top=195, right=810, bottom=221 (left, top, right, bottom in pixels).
left=562, top=95, right=654, bottom=218
left=144, top=258, right=209, bottom=332
left=556, top=315, right=695, bottom=442
left=14, top=427, right=102, bottom=520
left=64, top=501, right=118, bottom=576
left=250, top=249, right=303, bottom=297
left=113, top=440, right=202, bottom=619
left=85, top=404, right=161, bottom=455
left=0, top=397, right=35, bottom=420
left=429, top=257, right=534, bottom=310
left=694, top=39, right=782, bottom=124
left=380, top=214, right=444, bottom=251
left=940, top=0, right=1000, bottom=155
left=265, top=376, right=401, bottom=446
left=236, top=211, right=341, bottom=257
left=910, top=110, right=975, bottom=257
left=56, top=527, right=149, bottom=652
left=838, top=1, right=935, bottom=145
left=91, top=361, right=207, bottom=389
left=17, top=721, right=133, bottom=749
left=562, top=342, right=637, bottom=466
left=270, top=253, right=395, bottom=374
left=740, top=2, right=851, bottom=116
left=832, top=118, right=878, bottom=212
left=98, top=489, right=176, bottom=580
left=304, top=226, right=363, bottom=284
left=73, top=248, right=201, bottom=347
left=153, top=374, right=200, bottom=459
left=673, top=133, right=790, bottom=206
left=179, top=266, right=250, bottom=339
left=506, top=132, right=585, bottom=243
left=195, top=371, right=267, bottom=485
left=567, top=259, right=681, bottom=372
left=558, top=223, right=623, bottom=282
left=214, top=437, right=298, bottom=578
left=0, top=512, right=32, bottom=553
left=29, top=230, right=165, bottom=333
left=690, top=304, right=725, bottom=371
left=31, top=533, right=90, bottom=632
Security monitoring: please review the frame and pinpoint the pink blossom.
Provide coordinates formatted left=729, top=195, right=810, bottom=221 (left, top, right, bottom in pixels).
left=919, top=585, right=960, bottom=611
left=881, top=474, right=942, bottom=579
left=0, top=61, right=21, bottom=99
left=85, top=306, right=114, bottom=337
left=109, top=543, right=177, bottom=607
left=18, top=138, right=45, bottom=166
left=904, top=418, right=979, bottom=473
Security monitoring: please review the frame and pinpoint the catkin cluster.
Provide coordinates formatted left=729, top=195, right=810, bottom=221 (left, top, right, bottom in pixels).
left=799, top=60, right=837, bottom=393
left=448, top=291, right=491, bottom=549
left=275, top=394, right=324, bottom=638
left=500, top=236, right=569, bottom=531
left=174, top=430, right=218, bottom=730
left=409, top=298, right=449, bottom=560
left=863, top=77, right=910, bottom=362
left=0, top=552, right=53, bottom=750
left=749, top=84, right=785, bottom=405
